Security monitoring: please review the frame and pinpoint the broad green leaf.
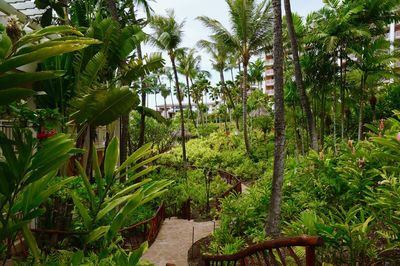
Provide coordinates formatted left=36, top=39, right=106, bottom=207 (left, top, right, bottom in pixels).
left=128, top=242, right=148, bottom=265
left=117, top=143, right=152, bottom=173
left=70, top=191, right=91, bottom=229
left=15, top=37, right=101, bottom=56
left=127, top=166, right=159, bottom=183
left=0, top=31, right=12, bottom=59
left=96, top=194, right=132, bottom=221
left=104, top=137, right=119, bottom=184
left=73, top=88, right=139, bottom=126
left=14, top=25, right=84, bottom=49
left=0, top=43, right=92, bottom=74
left=92, top=145, right=104, bottom=199
left=75, top=160, right=96, bottom=209
left=107, top=191, right=144, bottom=242
left=127, top=154, right=162, bottom=174
left=21, top=225, right=40, bottom=262
left=110, top=179, right=152, bottom=201
left=85, top=226, right=109, bottom=244
left=0, top=71, right=65, bottom=89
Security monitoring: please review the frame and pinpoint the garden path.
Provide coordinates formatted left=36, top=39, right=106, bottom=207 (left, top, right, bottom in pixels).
left=141, top=217, right=216, bottom=266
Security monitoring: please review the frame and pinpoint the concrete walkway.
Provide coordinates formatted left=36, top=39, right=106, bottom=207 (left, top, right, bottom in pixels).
left=142, top=218, right=216, bottom=266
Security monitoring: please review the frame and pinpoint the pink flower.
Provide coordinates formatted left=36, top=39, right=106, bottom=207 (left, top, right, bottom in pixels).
left=397, top=132, right=400, bottom=142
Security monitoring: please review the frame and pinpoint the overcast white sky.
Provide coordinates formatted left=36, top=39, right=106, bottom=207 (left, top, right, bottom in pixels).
left=142, top=0, right=325, bottom=108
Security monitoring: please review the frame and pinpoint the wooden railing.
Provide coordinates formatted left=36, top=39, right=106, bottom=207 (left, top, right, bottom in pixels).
left=214, top=170, right=242, bottom=211
left=120, top=203, right=165, bottom=249
left=203, top=236, right=324, bottom=266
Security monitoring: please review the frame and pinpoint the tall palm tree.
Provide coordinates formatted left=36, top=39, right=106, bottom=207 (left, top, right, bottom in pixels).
left=197, top=36, right=240, bottom=130
left=266, top=0, right=285, bottom=238
left=150, top=9, right=188, bottom=174
left=349, top=37, right=395, bottom=141
left=248, top=58, right=265, bottom=90
left=198, top=0, right=273, bottom=154
left=177, top=48, right=201, bottom=125
left=160, top=84, right=170, bottom=118
left=284, top=0, right=318, bottom=151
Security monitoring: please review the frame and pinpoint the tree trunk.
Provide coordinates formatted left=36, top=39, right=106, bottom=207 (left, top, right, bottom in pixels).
left=340, top=54, right=345, bottom=141
left=137, top=45, right=146, bottom=148
left=242, top=62, right=251, bottom=154
left=358, top=75, right=366, bottom=141
left=171, top=53, right=187, bottom=176
left=120, top=114, right=129, bottom=173
left=284, top=0, right=318, bottom=151
left=164, top=97, right=168, bottom=118
left=186, top=75, right=196, bottom=126
left=266, top=0, right=286, bottom=238
left=106, top=0, right=119, bottom=21
left=333, top=88, right=337, bottom=154
left=320, top=94, right=326, bottom=148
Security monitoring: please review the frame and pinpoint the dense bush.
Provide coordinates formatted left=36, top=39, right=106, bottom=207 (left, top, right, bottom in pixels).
left=208, top=112, right=400, bottom=264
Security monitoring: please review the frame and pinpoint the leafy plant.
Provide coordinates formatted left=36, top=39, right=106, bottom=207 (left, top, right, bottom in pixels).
left=70, top=138, right=171, bottom=249
left=0, top=128, right=77, bottom=262
left=0, top=24, right=100, bottom=106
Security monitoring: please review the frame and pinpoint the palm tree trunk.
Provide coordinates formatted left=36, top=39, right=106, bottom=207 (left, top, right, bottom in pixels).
left=106, top=0, right=119, bottom=21
left=266, top=0, right=286, bottom=238
left=333, top=88, right=337, bottom=154
left=164, top=97, right=168, bottom=118
left=284, top=0, right=318, bottom=151
left=137, top=45, right=146, bottom=148
left=220, top=69, right=239, bottom=131
left=242, top=62, right=251, bottom=154
left=340, top=54, right=345, bottom=141
left=171, top=54, right=187, bottom=175
left=358, top=75, right=366, bottom=141
left=186, top=75, right=196, bottom=126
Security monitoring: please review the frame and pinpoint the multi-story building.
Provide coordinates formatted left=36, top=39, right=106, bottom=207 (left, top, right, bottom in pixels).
left=264, top=54, right=274, bottom=96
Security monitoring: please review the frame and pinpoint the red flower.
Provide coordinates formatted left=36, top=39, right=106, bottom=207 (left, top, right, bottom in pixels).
left=396, top=132, right=400, bottom=142
left=37, top=129, right=58, bottom=140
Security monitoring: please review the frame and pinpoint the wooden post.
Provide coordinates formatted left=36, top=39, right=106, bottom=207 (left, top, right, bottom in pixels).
left=305, top=246, right=316, bottom=266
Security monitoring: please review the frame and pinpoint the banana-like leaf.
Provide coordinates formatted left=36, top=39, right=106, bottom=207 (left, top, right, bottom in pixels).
left=0, top=88, right=37, bottom=106
left=80, top=51, right=107, bottom=87
left=127, top=155, right=162, bottom=175
left=0, top=71, right=65, bottom=89
left=0, top=42, right=93, bottom=74
left=127, top=166, right=159, bottom=183
left=117, top=143, right=153, bottom=173
left=128, top=242, right=148, bottom=265
left=14, top=25, right=84, bottom=50
left=15, top=37, right=101, bottom=56
left=104, top=137, right=119, bottom=185
left=75, top=160, right=96, bottom=210
left=136, top=106, right=168, bottom=125
left=85, top=226, right=109, bottom=244
left=109, top=179, right=152, bottom=202
left=73, top=87, right=139, bottom=126
left=107, top=191, right=144, bottom=242
left=21, top=225, right=40, bottom=262
left=70, top=191, right=91, bottom=230
left=96, top=194, right=132, bottom=221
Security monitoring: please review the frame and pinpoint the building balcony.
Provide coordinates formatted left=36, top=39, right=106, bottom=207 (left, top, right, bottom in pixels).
left=395, top=31, right=400, bottom=39
left=265, top=79, right=275, bottom=86
left=266, top=59, right=274, bottom=66
left=265, top=69, right=274, bottom=76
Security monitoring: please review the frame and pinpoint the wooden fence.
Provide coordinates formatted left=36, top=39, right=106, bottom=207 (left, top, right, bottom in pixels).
left=214, top=170, right=242, bottom=211
left=202, top=236, right=324, bottom=266
left=120, top=203, right=166, bottom=249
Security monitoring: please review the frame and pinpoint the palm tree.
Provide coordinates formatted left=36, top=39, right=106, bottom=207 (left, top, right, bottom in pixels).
left=284, top=0, right=318, bottom=151
left=150, top=9, right=188, bottom=174
left=177, top=48, right=201, bottom=125
left=349, top=37, right=395, bottom=141
left=197, top=36, right=240, bottom=130
left=266, top=0, right=285, bottom=238
left=160, top=84, right=170, bottom=118
left=198, top=0, right=273, bottom=154
left=248, top=58, right=265, bottom=90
